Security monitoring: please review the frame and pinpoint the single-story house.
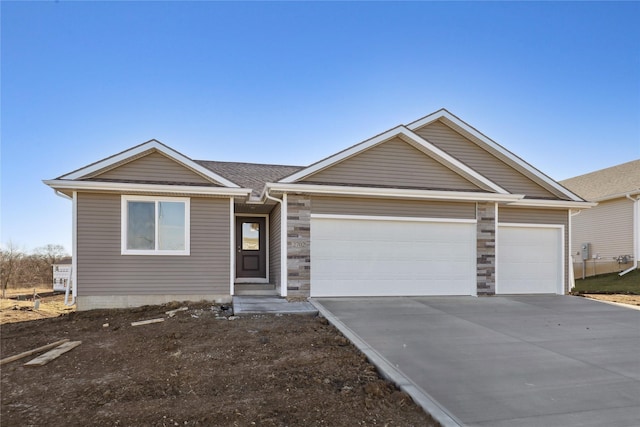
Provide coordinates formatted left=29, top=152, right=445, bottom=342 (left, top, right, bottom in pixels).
left=44, top=109, right=593, bottom=310
left=560, top=159, right=640, bottom=278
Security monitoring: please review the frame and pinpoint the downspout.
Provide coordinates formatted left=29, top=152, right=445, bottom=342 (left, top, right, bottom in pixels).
left=619, top=194, right=639, bottom=276
left=52, top=190, right=76, bottom=306
left=568, top=209, right=582, bottom=290
left=264, top=190, right=288, bottom=297
left=67, top=191, right=78, bottom=306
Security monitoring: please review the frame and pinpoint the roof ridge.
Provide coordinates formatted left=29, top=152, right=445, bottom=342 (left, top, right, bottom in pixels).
left=561, top=158, right=640, bottom=182
left=195, top=159, right=304, bottom=168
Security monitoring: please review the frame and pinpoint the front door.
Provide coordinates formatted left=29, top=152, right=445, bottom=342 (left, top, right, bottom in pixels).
left=236, top=217, right=267, bottom=279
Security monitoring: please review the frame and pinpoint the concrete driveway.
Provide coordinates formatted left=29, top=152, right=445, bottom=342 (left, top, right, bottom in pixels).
left=313, top=296, right=640, bottom=427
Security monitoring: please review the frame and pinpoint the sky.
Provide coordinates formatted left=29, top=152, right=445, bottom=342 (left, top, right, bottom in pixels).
left=1, top=1, right=639, bottom=254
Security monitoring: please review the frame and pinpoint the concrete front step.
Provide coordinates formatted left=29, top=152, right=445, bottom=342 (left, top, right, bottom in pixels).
left=234, top=283, right=278, bottom=296
left=232, top=296, right=318, bottom=316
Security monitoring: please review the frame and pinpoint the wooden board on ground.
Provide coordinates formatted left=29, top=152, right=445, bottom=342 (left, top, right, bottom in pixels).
left=24, top=341, right=82, bottom=367
left=0, top=339, right=70, bottom=366
left=131, top=318, right=165, bottom=326
left=165, top=307, right=188, bottom=317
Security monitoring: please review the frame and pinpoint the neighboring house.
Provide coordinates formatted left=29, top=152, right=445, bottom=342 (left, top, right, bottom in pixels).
left=44, top=109, right=592, bottom=310
left=560, top=159, right=640, bottom=278
left=53, top=257, right=72, bottom=292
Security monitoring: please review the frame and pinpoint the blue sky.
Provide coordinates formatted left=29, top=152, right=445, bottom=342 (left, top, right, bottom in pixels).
left=2, top=1, right=639, bottom=253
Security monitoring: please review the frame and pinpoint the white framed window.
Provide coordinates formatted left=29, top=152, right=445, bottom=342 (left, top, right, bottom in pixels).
left=121, top=195, right=190, bottom=255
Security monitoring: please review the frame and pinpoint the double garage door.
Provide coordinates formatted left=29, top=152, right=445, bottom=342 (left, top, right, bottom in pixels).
left=310, top=216, right=477, bottom=297
left=310, top=216, right=563, bottom=297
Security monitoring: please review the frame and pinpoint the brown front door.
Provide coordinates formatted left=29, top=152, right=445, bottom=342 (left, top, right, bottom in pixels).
left=235, top=217, right=267, bottom=279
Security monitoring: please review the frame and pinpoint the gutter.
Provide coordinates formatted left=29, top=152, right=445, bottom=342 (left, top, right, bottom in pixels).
left=44, top=179, right=252, bottom=198
left=265, top=182, right=526, bottom=203
left=619, top=194, right=640, bottom=276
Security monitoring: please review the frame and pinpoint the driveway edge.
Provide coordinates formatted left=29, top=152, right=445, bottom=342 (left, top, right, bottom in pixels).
left=310, top=299, right=464, bottom=427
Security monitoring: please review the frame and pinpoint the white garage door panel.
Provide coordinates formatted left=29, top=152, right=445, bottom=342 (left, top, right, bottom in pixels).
left=311, top=217, right=476, bottom=297
left=498, top=226, right=562, bottom=294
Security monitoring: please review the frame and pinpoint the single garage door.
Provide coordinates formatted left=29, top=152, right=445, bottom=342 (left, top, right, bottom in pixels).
left=310, top=216, right=476, bottom=297
left=497, top=224, right=563, bottom=294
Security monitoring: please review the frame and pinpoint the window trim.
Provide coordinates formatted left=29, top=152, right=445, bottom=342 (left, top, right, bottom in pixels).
left=121, top=195, right=191, bottom=256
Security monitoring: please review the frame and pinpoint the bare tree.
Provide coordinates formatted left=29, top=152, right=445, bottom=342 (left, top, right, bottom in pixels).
left=1, top=241, right=24, bottom=298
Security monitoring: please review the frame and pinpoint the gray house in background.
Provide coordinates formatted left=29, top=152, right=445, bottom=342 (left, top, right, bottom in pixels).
left=44, top=109, right=592, bottom=310
left=560, top=159, right=640, bottom=278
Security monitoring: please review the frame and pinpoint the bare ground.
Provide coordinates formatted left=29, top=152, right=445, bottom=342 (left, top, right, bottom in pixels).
left=1, top=301, right=438, bottom=426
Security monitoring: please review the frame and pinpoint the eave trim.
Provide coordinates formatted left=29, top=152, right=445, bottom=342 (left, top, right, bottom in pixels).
left=266, top=182, right=524, bottom=202
left=44, top=179, right=252, bottom=197
left=506, top=199, right=597, bottom=208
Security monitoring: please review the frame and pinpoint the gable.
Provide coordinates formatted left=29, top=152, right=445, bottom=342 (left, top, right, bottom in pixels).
left=300, top=137, right=485, bottom=192
left=414, top=120, right=562, bottom=199
left=86, top=151, right=222, bottom=186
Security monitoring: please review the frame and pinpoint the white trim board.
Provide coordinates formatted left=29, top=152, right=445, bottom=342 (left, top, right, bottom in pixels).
left=281, top=193, right=288, bottom=297
left=44, top=179, right=251, bottom=198
left=267, top=183, right=524, bottom=203
left=311, top=213, right=477, bottom=224
left=229, top=199, right=235, bottom=296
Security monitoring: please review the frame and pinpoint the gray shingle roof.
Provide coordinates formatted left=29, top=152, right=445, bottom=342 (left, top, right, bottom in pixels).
left=560, top=159, right=640, bottom=201
left=195, top=160, right=303, bottom=197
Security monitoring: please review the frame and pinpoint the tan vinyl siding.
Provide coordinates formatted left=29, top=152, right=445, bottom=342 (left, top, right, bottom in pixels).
left=301, top=137, right=482, bottom=191
left=77, top=192, right=230, bottom=296
left=571, top=198, right=634, bottom=260
left=499, top=207, right=570, bottom=289
left=415, top=121, right=559, bottom=199
left=269, top=203, right=282, bottom=287
left=91, top=151, right=217, bottom=185
left=312, top=196, right=476, bottom=219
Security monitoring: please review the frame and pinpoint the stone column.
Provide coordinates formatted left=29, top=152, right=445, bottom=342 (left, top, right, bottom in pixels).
left=287, top=195, right=311, bottom=297
left=477, top=202, right=496, bottom=295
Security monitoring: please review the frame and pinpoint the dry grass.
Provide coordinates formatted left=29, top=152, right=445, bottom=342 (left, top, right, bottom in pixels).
left=584, top=294, right=640, bottom=307
left=0, top=287, right=74, bottom=324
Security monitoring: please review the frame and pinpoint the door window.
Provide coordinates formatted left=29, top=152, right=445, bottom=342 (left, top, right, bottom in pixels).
left=242, top=222, right=260, bottom=250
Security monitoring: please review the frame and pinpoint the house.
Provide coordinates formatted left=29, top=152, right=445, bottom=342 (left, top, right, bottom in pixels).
left=52, top=257, right=72, bottom=292
left=560, top=159, right=640, bottom=278
left=44, top=109, right=592, bottom=310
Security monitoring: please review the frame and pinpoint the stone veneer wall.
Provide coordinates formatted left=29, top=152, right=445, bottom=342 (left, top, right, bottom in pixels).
left=477, top=202, right=496, bottom=295
left=286, top=195, right=311, bottom=297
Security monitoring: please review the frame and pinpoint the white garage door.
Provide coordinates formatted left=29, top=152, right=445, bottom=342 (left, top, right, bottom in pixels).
left=497, top=225, right=563, bottom=294
left=310, top=216, right=477, bottom=297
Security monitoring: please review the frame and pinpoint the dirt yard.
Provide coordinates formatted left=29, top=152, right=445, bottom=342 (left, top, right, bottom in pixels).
left=1, top=301, right=438, bottom=426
